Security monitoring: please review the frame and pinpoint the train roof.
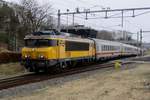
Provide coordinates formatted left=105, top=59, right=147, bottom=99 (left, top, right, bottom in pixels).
left=92, top=38, right=122, bottom=46
left=24, top=31, right=139, bottom=49
left=93, top=38, right=139, bottom=49
left=24, top=34, right=94, bottom=43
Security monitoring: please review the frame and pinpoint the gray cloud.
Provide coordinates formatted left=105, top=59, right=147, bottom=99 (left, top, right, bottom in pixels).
left=5, top=0, right=150, bottom=42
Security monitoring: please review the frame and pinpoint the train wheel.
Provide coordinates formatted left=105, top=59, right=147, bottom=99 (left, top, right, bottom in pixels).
left=28, top=66, right=34, bottom=72
left=71, top=61, right=77, bottom=68
left=44, top=67, right=49, bottom=73
left=53, top=62, right=67, bottom=73
left=60, top=62, right=67, bottom=69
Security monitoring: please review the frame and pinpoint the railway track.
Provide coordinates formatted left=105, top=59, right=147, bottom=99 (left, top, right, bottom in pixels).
left=0, top=61, right=133, bottom=91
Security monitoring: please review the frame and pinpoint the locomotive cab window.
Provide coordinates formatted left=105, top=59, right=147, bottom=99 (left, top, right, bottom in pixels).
left=25, top=39, right=36, bottom=47
left=25, top=39, right=57, bottom=47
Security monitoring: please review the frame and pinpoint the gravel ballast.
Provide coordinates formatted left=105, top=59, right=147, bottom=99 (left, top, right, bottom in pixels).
left=0, top=63, right=150, bottom=100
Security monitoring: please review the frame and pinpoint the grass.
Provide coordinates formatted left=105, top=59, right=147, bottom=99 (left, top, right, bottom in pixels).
left=0, top=63, right=25, bottom=75
left=145, top=49, right=150, bottom=55
left=0, top=47, right=9, bottom=53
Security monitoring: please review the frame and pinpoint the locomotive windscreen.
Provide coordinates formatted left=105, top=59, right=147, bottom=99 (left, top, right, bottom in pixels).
left=25, top=39, right=57, bottom=47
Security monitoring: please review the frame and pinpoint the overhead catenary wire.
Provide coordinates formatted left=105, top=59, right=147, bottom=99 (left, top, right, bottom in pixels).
left=134, top=10, right=150, bottom=17
left=85, top=10, right=150, bottom=19
left=57, top=7, right=150, bottom=30
left=56, top=15, right=121, bottom=32
left=55, top=9, right=124, bottom=31
left=54, top=2, right=150, bottom=34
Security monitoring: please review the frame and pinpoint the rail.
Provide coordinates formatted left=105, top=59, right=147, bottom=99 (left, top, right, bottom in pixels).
left=0, top=61, right=134, bottom=91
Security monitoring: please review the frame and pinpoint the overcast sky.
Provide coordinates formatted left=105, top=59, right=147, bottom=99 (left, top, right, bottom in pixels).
left=5, top=0, right=150, bottom=42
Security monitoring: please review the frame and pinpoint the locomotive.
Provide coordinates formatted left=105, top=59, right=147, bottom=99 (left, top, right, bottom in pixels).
left=21, top=31, right=140, bottom=72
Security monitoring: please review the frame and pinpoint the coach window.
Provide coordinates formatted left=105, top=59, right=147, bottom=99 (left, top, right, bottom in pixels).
left=113, top=46, right=115, bottom=50
left=103, top=45, right=105, bottom=51
left=105, top=45, right=107, bottom=51
left=107, top=45, right=109, bottom=51
left=106, top=45, right=109, bottom=51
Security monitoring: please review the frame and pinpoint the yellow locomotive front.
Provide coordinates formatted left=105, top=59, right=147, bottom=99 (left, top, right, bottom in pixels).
left=22, top=35, right=60, bottom=72
left=22, top=39, right=58, bottom=59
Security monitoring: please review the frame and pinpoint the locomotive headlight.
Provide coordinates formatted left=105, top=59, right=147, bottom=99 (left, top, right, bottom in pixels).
left=41, top=55, right=44, bottom=58
left=25, top=55, right=28, bottom=58
left=39, top=55, right=44, bottom=59
left=24, top=55, right=30, bottom=58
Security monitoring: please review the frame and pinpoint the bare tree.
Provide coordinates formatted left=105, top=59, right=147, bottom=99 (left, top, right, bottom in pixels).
left=17, top=0, right=53, bottom=33
left=41, top=15, right=57, bottom=30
